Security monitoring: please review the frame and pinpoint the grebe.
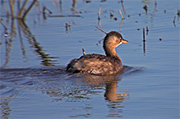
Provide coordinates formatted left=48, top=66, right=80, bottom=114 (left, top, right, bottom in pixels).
left=66, top=31, right=128, bottom=75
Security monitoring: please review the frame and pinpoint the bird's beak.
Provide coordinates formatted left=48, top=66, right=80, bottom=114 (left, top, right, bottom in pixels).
left=122, top=39, right=128, bottom=44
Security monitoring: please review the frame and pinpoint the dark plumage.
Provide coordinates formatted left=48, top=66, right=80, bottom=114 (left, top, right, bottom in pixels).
left=66, top=31, right=128, bottom=75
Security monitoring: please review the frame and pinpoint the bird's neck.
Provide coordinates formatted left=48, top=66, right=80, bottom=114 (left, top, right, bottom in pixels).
left=104, top=47, right=121, bottom=61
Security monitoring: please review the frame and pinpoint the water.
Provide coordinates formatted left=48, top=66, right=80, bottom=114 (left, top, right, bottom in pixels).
left=0, top=0, right=179, bottom=119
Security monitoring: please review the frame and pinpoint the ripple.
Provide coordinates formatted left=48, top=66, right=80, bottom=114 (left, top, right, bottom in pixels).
left=123, top=65, right=144, bottom=75
left=0, top=65, right=142, bottom=102
left=0, top=84, right=17, bottom=101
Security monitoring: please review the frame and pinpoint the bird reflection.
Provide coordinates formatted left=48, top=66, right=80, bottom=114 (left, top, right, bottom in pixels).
left=104, top=80, right=128, bottom=102
left=79, top=74, right=129, bottom=117
left=80, top=74, right=129, bottom=102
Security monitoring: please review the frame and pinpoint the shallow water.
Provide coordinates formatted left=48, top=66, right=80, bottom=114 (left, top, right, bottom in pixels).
left=0, top=0, right=179, bottom=119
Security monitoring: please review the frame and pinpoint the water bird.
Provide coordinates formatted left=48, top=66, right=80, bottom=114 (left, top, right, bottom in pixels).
left=66, top=31, right=128, bottom=75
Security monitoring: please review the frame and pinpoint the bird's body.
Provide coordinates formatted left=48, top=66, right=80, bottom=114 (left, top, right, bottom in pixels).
left=67, top=54, right=122, bottom=75
left=66, top=31, right=128, bottom=75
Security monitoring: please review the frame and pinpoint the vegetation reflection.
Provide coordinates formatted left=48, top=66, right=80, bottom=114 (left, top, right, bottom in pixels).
left=0, top=0, right=57, bottom=67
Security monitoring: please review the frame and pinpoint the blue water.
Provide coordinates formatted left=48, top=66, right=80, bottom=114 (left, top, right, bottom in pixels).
left=0, top=0, right=179, bottom=119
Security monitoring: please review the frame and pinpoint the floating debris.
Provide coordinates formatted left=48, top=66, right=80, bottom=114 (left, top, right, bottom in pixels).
left=43, top=6, right=52, bottom=14
left=177, top=9, right=180, bottom=17
left=114, top=17, right=118, bottom=21
left=143, top=5, right=148, bottom=14
left=110, top=13, right=114, bottom=18
left=43, top=6, right=47, bottom=20
left=110, top=10, right=115, bottom=18
left=154, top=0, right=157, bottom=11
left=164, top=10, right=166, bottom=13
left=84, top=0, right=91, bottom=3
left=65, top=22, right=71, bottom=32
left=101, top=0, right=106, bottom=2
left=173, top=16, right=176, bottom=27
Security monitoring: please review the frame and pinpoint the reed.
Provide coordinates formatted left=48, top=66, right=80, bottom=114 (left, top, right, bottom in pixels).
left=120, top=0, right=126, bottom=14
left=98, top=5, right=102, bottom=20
left=143, top=28, right=145, bottom=42
left=22, top=0, right=37, bottom=20
left=96, top=26, right=107, bottom=34
left=119, top=9, right=124, bottom=20
left=9, top=0, right=15, bottom=18
left=82, top=48, right=86, bottom=55
left=146, top=26, right=149, bottom=35
left=1, top=0, right=56, bottom=67
left=143, top=28, right=146, bottom=54
left=18, top=0, right=28, bottom=18
left=2, top=2, right=10, bottom=17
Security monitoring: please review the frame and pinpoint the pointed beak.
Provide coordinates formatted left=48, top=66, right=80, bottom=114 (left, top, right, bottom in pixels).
left=121, top=39, right=128, bottom=44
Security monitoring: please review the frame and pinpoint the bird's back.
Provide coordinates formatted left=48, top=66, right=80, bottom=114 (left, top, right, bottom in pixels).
left=66, top=54, right=123, bottom=75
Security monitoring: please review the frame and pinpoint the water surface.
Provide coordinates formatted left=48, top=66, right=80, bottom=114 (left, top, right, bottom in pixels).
left=0, top=0, right=179, bottom=119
